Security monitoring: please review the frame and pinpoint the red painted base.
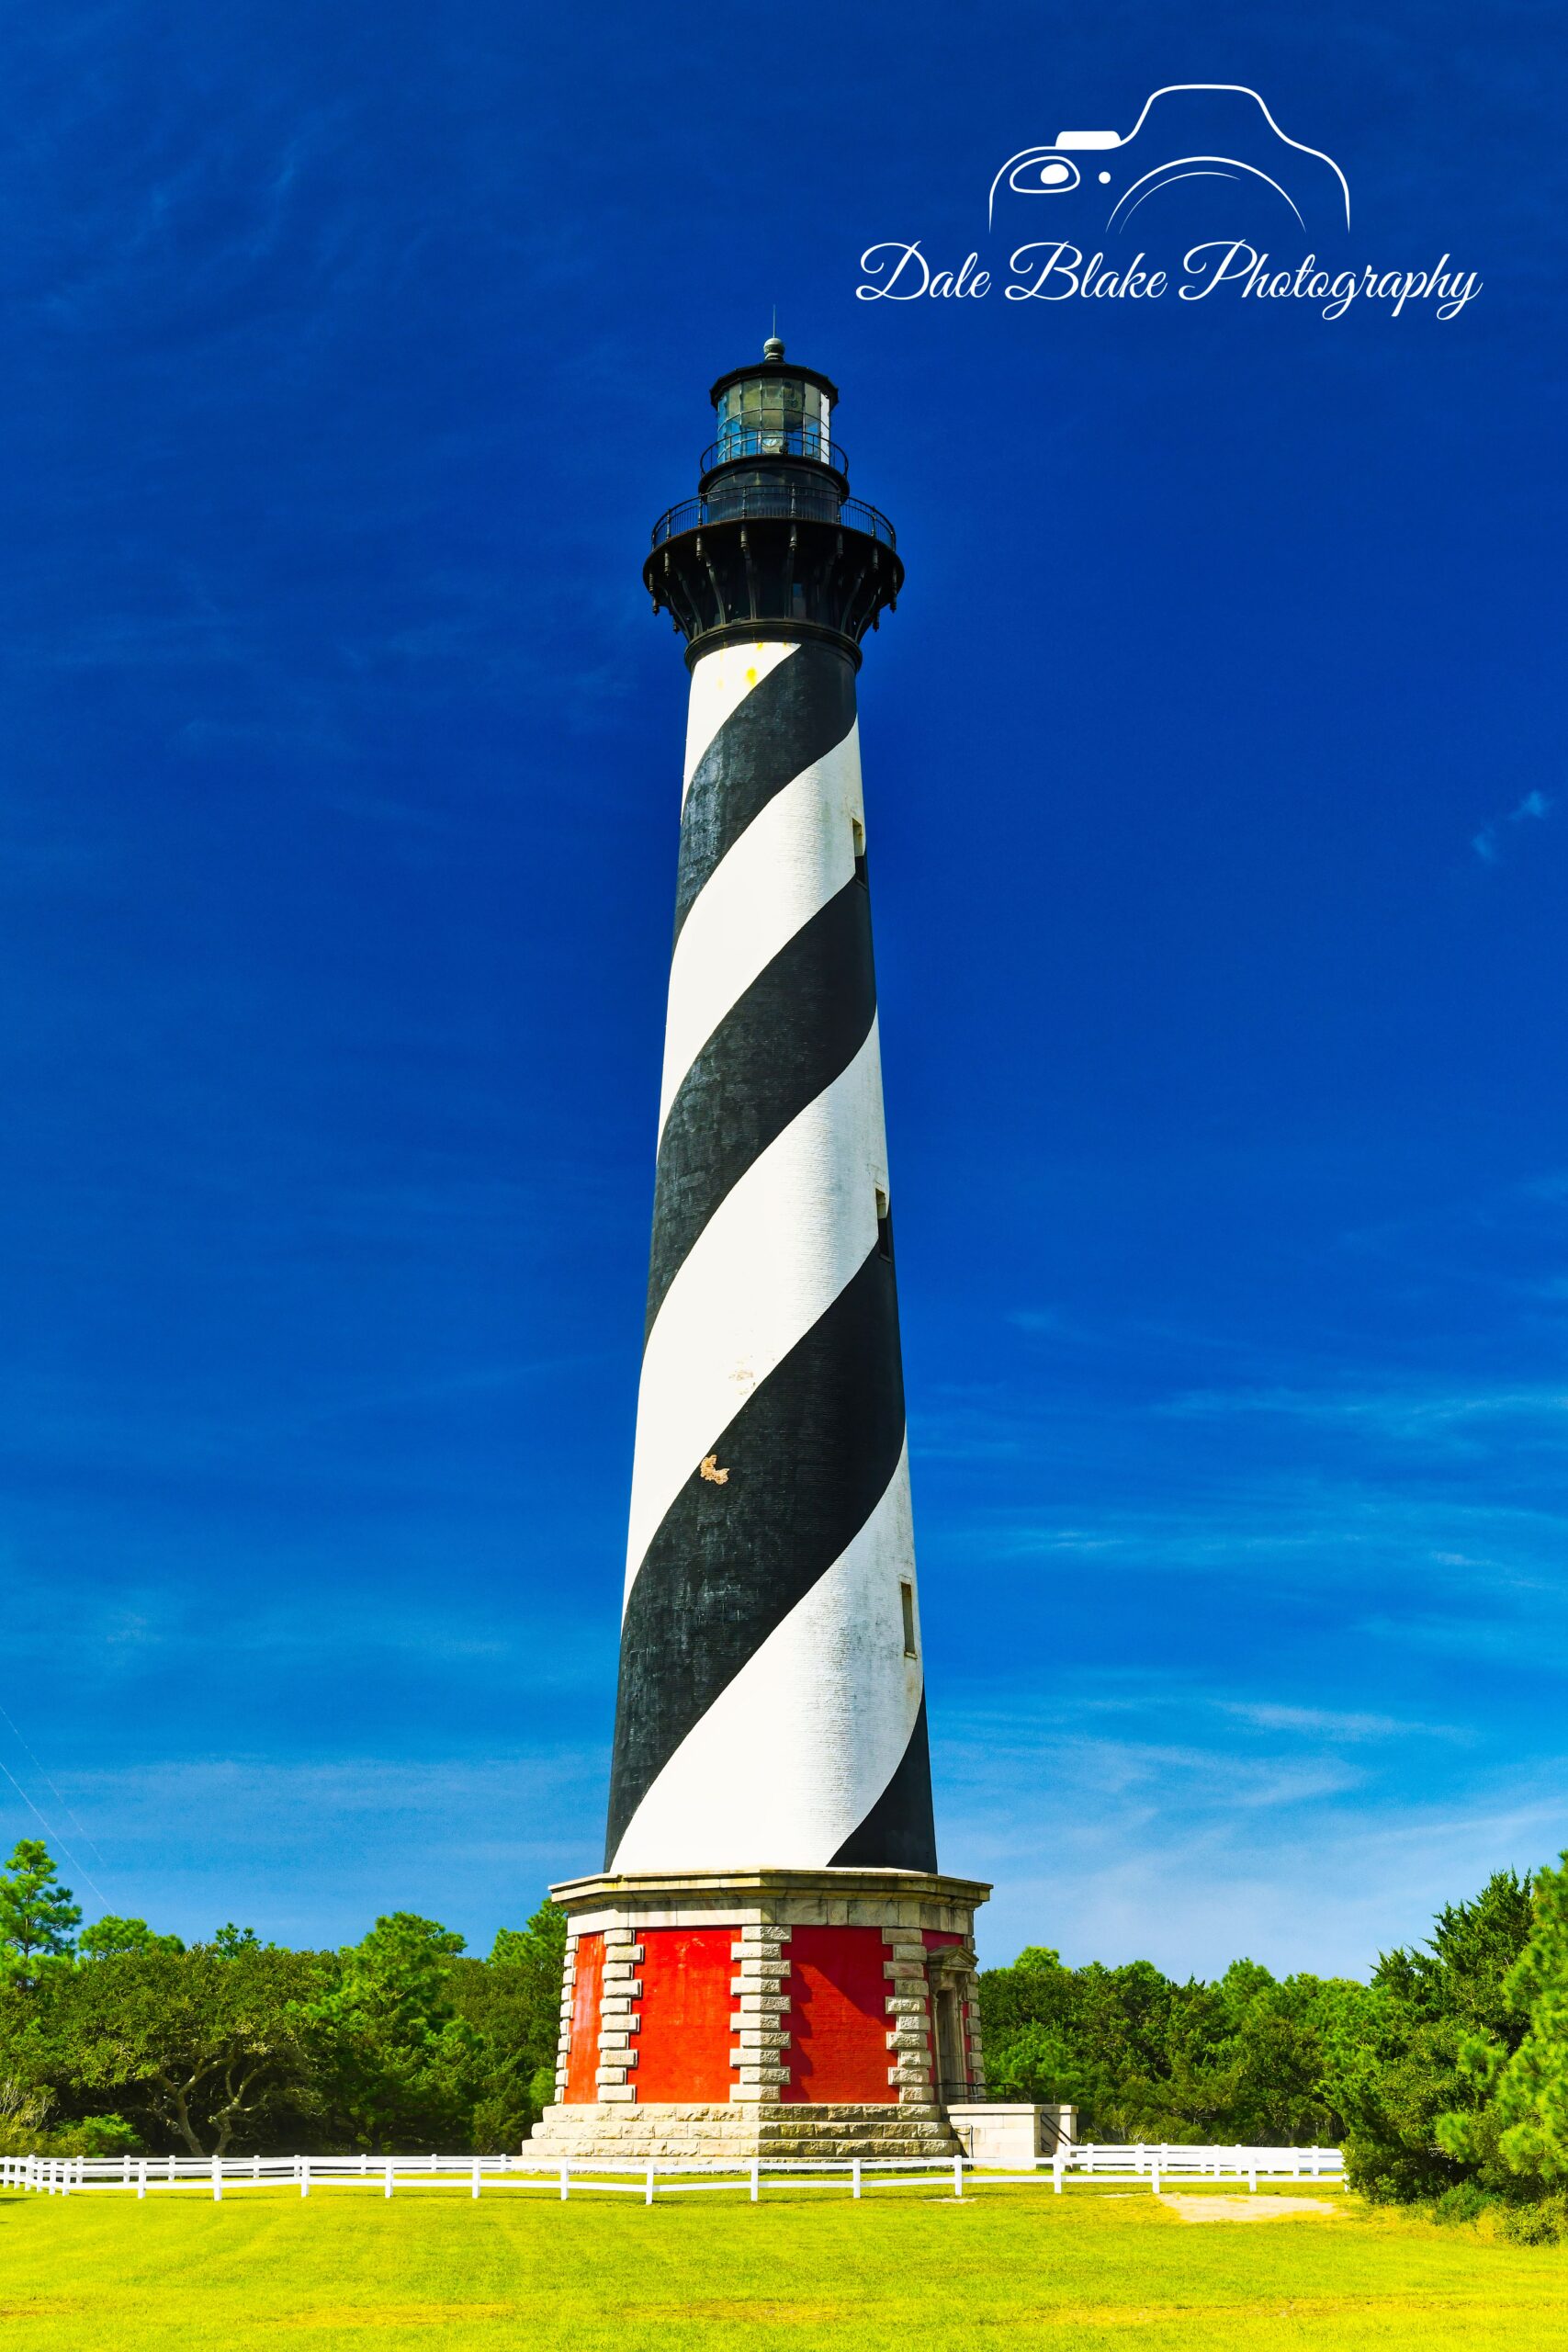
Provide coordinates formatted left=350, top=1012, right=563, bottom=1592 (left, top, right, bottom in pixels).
left=631, top=1927, right=737, bottom=2101
left=531, top=1868, right=989, bottom=2162
left=781, top=1926, right=895, bottom=2103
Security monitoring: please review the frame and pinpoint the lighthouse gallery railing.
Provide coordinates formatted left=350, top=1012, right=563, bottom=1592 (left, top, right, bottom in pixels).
left=650, top=489, right=897, bottom=550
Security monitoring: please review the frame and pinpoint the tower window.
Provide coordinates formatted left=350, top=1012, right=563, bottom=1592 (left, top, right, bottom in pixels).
left=852, top=816, right=867, bottom=888
left=900, top=1581, right=918, bottom=1657
left=874, top=1187, right=892, bottom=1261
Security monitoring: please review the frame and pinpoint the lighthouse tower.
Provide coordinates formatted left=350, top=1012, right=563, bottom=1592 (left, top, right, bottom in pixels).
left=530, top=344, right=991, bottom=2165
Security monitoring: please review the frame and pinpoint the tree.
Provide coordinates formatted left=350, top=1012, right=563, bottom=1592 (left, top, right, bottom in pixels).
left=978, top=1942, right=1362, bottom=2145
left=78, top=1917, right=185, bottom=1960
left=1493, top=1853, right=1568, bottom=2182
left=42, top=1940, right=328, bottom=2154
left=309, top=1913, right=482, bottom=2152
left=0, top=1842, right=81, bottom=1987
left=213, top=1925, right=266, bottom=1955
left=451, top=1902, right=568, bottom=2146
left=1326, top=1870, right=1538, bottom=2203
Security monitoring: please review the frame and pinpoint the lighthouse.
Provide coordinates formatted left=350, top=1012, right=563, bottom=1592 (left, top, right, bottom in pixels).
left=529, top=343, right=992, bottom=2165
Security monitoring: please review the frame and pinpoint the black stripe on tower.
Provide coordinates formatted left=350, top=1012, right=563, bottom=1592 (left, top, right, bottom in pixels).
left=607, top=1246, right=908, bottom=1865
left=829, top=1697, right=937, bottom=1871
left=645, top=878, right=876, bottom=1339
left=673, top=650, right=856, bottom=942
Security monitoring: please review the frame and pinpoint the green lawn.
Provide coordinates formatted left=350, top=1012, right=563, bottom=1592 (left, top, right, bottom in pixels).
left=2, top=2181, right=1564, bottom=2348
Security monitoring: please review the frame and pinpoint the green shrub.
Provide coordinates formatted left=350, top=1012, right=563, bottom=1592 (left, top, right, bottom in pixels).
left=1432, top=2181, right=1491, bottom=2224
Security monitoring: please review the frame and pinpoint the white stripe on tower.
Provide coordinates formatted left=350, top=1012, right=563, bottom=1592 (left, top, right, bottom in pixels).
left=656, top=722, right=862, bottom=1136
left=626, top=1021, right=886, bottom=1581
left=605, top=635, right=937, bottom=1874
left=614, top=1444, right=921, bottom=1870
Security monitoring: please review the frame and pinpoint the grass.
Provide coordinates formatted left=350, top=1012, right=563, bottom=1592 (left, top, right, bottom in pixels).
left=2, top=2180, right=1565, bottom=2348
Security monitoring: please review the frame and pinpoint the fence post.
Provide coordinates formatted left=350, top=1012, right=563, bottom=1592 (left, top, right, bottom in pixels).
left=1248, top=2165, right=1257, bottom=2195
left=852, top=2160, right=862, bottom=2202
left=1053, top=2155, right=1064, bottom=2195
left=212, top=2157, right=222, bottom=2203
left=300, top=2158, right=310, bottom=2200
left=471, top=2159, right=481, bottom=2201
left=559, top=2165, right=570, bottom=2202
left=953, top=2157, right=964, bottom=2201
left=1151, top=2162, right=1160, bottom=2196
left=384, top=2162, right=394, bottom=2199
left=750, top=2160, right=760, bottom=2205
left=644, top=2162, right=655, bottom=2207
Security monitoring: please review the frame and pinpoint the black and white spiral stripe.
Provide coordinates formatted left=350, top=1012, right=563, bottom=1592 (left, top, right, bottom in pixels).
left=604, top=638, right=938, bottom=1875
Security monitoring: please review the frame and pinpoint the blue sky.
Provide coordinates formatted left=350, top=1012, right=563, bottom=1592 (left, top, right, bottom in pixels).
left=2, top=1, right=1562, bottom=1974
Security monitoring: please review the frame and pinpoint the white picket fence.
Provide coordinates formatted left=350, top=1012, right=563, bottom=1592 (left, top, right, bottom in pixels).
left=2, top=2142, right=1342, bottom=2204
left=1070, top=2143, right=1343, bottom=2192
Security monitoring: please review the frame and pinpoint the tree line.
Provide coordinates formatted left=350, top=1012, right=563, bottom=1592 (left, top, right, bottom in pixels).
left=980, top=1856, right=1568, bottom=2240
left=4, top=1835, right=1568, bottom=2237
left=0, top=1841, right=564, bottom=2159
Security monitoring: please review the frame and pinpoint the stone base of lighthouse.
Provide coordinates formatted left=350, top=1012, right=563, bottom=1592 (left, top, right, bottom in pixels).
left=523, top=1867, right=989, bottom=2163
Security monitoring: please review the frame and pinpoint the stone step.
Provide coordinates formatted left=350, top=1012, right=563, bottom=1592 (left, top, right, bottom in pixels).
left=524, top=2097, right=965, bottom=2165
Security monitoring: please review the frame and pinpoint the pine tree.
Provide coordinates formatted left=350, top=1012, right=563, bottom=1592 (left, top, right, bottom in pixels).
left=0, top=1839, right=82, bottom=1987
left=1495, top=1854, right=1568, bottom=2182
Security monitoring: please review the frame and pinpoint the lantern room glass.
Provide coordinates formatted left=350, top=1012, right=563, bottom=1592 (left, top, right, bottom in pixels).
left=714, top=375, right=832, bottom=464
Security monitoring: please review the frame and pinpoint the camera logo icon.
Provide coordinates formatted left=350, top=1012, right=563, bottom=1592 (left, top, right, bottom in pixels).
left=989, top=85, right=1350, bottom=241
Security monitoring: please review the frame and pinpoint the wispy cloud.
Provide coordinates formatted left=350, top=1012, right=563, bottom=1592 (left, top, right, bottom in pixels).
left=1473, top=786, right=1555, bottom=864
left=11, top=1753, right=608, bottom=1950
left=1160, top=1381, right=1568, bottom=1444
left=1216, top=1700, right=1444, bottom=1741
left=934, top=1695, right=1568, bottom=1977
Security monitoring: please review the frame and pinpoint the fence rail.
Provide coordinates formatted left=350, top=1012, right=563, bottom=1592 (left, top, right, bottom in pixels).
left=2, top=2143, right=1344, bottom=2205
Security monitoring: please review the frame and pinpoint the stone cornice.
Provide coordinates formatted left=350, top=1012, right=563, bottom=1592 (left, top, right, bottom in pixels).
left=548, top=1865, right=993, bottom=1909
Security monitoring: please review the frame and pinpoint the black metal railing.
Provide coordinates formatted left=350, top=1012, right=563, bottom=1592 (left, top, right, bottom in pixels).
left=703, top=425, right=847, bottom=474
left=650, top=490, right=897, bottom=550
